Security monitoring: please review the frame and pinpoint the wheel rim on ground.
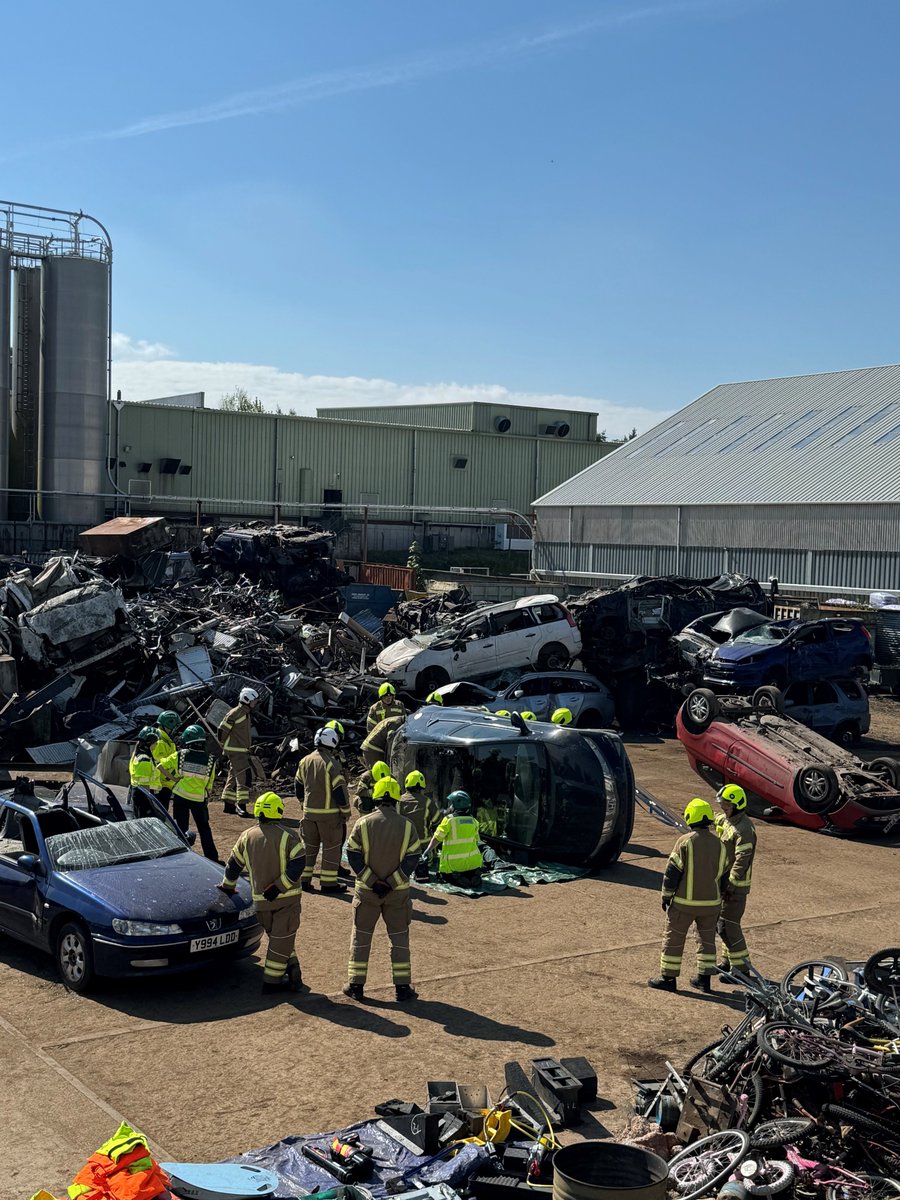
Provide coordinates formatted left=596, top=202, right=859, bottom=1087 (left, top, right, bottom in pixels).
left=668, top=1130, right=751, bottom=1199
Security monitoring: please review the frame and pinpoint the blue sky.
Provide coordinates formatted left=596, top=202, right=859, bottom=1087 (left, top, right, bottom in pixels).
left=4, top=0, right=900, bottom=435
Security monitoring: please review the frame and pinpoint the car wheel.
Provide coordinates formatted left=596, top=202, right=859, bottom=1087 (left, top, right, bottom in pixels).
left=56, top=920, right=96, bottom=993
left=752, top=685, right=785, bottom=715
left=832, top=721, right=859, bottom=748
left=537, top=642, right=569, bottom=671
left=868, top=756, right=900, bottom=790
left=576, top=708, right=604, bottom=729
left=415, top=667, right=449, bottom=697
left=793, top=766, right=840, bottom=814
left=682, top=688, right=721, bottom=734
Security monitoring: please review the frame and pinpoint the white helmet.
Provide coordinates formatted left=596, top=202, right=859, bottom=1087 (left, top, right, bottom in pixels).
left=315, top=726, right=339, bottom=750
left=239, top=687, right=259, bottom=705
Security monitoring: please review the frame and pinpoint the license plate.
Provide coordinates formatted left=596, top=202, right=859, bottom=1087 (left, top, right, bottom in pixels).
left=190, top=930, right=239, bottom=953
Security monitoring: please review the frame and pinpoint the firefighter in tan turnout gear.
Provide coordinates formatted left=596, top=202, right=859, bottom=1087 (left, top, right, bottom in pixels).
left=648, top=798, right=728, bottom=994
left=366, top=682, right=407, bottom=733
left=344, top=776, right=421, bottom=1003
left=296, top=726, right=350, bottom=893
left=219, top=686, right=259, bottom=817
left=714, top=783, right=757, bottom=972
left=219, top=791, right=308, bottom=994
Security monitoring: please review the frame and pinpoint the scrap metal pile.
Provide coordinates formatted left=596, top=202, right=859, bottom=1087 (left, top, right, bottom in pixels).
left=0, top=518, right=416, bottom=770
left=638, top=953, right=900, bottom=1198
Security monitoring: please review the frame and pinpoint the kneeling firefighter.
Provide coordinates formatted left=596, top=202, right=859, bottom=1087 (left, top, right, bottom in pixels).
left=220, top=791, right=308, bottom=994
left=424, top=790, right=484, bottom=888
left=160, top=725, right=219, bottom=862
left=344, top=776, right=421, bottom=1002
left=356, top=759, right=391, bottom=815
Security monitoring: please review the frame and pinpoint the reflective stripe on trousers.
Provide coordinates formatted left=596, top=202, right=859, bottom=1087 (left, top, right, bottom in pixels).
left=347, top=887, right=411, bottom=983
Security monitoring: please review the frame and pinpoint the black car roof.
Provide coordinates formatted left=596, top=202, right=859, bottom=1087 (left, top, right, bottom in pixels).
left=402, top=707, right=571, bottom=745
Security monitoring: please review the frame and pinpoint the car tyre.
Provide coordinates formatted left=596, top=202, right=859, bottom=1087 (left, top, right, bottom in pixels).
left=415, top=667, right=450, bottom=697
left=682, top=688, right=721, bottom=734
left=832, top=721, right=859, bottom=748
left=752, top=685, right=785, bottom=715
left=57, top=920, right=96, bottom=994
left=868, top=756, right=900, bottom=789
left=536, top=642, right=569, bottom=671
left=793, top=765, right=840, bottom=814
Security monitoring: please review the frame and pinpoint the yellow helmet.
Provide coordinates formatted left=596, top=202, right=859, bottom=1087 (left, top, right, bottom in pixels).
left=551, top=707, right=573, bottom=726
left=254, top=791, right=284, bottom=820
left=717, top=783, right=747, bottom=811
left=325, top=719, right=345, bottom=736
left=684, top=798, right=715, bottom=827
left=425, top=690, right=444, bottom=705
left=521, top=710, right=537, bottom=721
left=372, top=760, right=391, bottom=781
left=373, top=776, right=401, bottom=802
left=495, top=709, right=511, bottom=717
left=405, top=770, right=427, bottom=790
left=378, top=682, right=396, bottom=698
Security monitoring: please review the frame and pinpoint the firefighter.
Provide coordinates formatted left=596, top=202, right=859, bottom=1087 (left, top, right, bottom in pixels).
left=366, top=682, right=407, bottom=733
left=715, top=783, right=757, bottom=972
left=344, top=776, right=421, bottom=1002
left=360, top=713, right=405, bottom=770
left=219, top=791, right=307, bottom=994
left=129, top=727, right=162, bottom=797
left=424, top=690, right=444, bottom=706
left=160, top=724, right=219, bottom=862
left=648, top=798, right=728, bottom=993
left=296, top=726, right=350, bottom=892
left=151, top=710, right=180, bottom=810
left=357, top=759, right=392, bottom=815
left=399, top=770, right=441, bottom=840
left=424, top=790, right=484, bottom=888
left=219, top=686, right=258, bottom=817
left=551, top=707, right=573, bottom=726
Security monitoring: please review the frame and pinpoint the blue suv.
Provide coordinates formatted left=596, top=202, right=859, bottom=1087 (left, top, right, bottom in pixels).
left=703, top=617, right=874, bottom=692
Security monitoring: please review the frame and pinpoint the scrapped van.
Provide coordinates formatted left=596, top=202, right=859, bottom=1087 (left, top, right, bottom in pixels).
left=390, top=707, right=635, bottom=868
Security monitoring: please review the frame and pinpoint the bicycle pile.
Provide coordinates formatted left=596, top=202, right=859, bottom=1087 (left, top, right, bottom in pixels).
left=643, top=950, right=900, bottom=1200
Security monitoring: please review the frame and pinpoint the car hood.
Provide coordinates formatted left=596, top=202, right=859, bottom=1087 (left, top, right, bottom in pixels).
left=376, top=639, right=421, bottom=671
left=713, top=640, right=776, bottom=664
left=59, top=852, right=250, bottom=921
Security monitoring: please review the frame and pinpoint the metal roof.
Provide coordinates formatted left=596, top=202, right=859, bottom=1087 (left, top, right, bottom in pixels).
left=535, top=364, right=900, bottom=507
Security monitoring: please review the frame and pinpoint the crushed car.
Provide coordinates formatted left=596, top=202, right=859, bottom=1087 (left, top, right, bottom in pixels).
left=434, top=670, right=615, bottom=727
left=0, top=774, right=260, bottom=991
left=676, top=686, right=900, bottom=834
left=375, top=595, right=582, bottom=696
left=701, top=616, right=874, bottom=692
left=389, top=706, right=635, bottom=867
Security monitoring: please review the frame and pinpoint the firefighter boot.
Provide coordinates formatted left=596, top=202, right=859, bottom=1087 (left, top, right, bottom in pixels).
left=689, top=974, right=713, bottom=993
left=288, top=962, right=309, bottom=994
left=395, top=984, right=418, bottom=1002
left=647, top=976, right=677, bottom=991
left=343, top=983, right=365, bottom=1001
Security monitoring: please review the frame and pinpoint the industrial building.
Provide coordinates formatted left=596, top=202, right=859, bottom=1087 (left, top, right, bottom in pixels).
left=534, top=363, right=900, bottom=593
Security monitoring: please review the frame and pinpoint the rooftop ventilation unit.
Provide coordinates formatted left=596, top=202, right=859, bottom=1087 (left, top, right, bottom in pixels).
left=542, top=422, right=571, bottom=438
left=494, top=416, right=511, bottom=433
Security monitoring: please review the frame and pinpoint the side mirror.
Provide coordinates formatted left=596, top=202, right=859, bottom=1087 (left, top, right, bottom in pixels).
left=18, top=853, right=43, bottom=874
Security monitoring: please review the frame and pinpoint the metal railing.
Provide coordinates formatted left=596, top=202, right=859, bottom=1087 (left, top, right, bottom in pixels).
left=1, top=201, right=112, bottom=264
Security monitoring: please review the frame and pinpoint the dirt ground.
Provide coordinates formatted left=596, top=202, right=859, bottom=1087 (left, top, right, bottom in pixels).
left=3, top=704, right=900, bottom=1199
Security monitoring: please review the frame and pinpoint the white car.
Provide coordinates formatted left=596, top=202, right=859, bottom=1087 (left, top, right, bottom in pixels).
left=376, top=595, right=582, bottom=695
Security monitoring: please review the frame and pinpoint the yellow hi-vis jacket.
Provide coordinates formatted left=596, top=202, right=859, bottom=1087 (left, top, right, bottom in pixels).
left=432, top=814, right=483, bottom=874
left=160, top=748, right=216, bottom=803
left=129, top=751, right=161, bottom=791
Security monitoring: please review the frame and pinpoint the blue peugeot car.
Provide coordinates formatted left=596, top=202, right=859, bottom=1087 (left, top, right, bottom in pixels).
left=0, top=776, right=261, bottom=992
left=703, top=617, right=874, bottom=692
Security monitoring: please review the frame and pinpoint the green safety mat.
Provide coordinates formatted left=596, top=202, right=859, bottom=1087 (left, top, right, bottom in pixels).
left=419, top=858, right=588, bottom=896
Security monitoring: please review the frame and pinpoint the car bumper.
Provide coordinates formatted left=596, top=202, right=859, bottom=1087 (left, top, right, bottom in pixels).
left=702, top=669, right=763, bottom=691
left=91, top=923, right=263, bottom=978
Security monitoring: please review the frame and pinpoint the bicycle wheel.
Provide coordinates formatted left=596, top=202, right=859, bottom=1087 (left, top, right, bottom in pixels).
left=865, top=950, right=900, bottom=998
left=758, top=1021, right=838, bottom=1071
left=741, top=1159, right=796, bottom=1196
left=781, top=959, right=849, bottom=1010
left=825, top=1176, right=900, bottom=1200
left=668, top=1130, right=751, bottom=1200
left=750, top=1117, right=816, bottom=1148
left=821, top=1104, right=900, bottom=1145
left=683, top=1036, right=727, bottom=1077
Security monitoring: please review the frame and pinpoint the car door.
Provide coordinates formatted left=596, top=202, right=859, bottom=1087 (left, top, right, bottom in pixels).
left=547, top=676, right=585, bottom=722
left=449, top=614, right=498, bottom=679
left=783, top=682, right=813, bottom=727
left=491, top=607, right=540, bottom=671
left=0, top=811, right=44, bottom=944
left=787, top=624, right=832, bottom=682
left=806, top=680, right=840, bottom=735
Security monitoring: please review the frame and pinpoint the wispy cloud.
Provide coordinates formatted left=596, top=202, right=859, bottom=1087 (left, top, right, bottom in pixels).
left=95, top=0, right=730, bottom=142
left=110, top=336, right=667, bottom=438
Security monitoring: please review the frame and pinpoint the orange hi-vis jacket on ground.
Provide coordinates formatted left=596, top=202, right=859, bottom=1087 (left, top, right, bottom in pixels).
left=68, top=1122, right=170, bottom=1200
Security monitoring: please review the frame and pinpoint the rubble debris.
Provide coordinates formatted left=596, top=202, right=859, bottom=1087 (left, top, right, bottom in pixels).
left=203, top=522, right=349, bottom=603
left=385, top=586, right=478, bottom=642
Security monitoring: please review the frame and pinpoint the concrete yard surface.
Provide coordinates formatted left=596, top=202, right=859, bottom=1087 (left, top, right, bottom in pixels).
left=1, top=713, right=899, bottom=1200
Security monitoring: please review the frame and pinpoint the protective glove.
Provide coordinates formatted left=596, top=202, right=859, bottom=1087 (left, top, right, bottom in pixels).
left=661, top=894, right=673, bottom=912
left=217, top=883, right=236, bottom=895
left=372, top=879, right=391, bottom=898
left=263, top=884, right=280, bottom=902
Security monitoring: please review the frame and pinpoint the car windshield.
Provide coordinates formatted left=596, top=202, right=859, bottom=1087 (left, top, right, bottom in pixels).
left=733, top=624, right=791, bottom=645
left=46, top=817, right=187, bottom=871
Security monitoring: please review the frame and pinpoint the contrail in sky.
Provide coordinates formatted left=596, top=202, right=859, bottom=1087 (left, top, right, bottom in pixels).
left=97, top=0, right=737, bottom=141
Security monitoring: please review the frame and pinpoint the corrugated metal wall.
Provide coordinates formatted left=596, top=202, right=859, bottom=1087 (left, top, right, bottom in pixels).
left=533, top=501, right=900, bottom=590
left=316, top=402, right=597, bottom=440
left=117, top=405, right=610, bottom=517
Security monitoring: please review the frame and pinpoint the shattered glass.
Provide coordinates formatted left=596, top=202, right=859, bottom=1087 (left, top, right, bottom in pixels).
left=46, top=817, right=187, bottom=871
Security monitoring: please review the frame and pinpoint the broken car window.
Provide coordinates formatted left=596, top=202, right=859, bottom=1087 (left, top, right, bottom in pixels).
left=45, top=817, right=187, bottom=871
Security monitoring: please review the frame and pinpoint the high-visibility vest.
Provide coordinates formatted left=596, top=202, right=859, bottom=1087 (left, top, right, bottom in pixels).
left=161, top=748, right=215, bottom=802
left=68, top=1122, right=168, bottom=1200
left=435, top=815, right=483, bottom=873
left=128, top=752, right=161, bottom=792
